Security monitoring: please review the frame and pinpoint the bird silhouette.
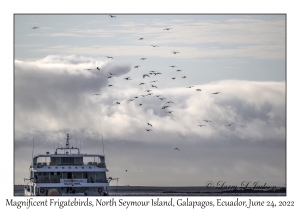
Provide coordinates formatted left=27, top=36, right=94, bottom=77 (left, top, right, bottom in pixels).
left=186, top=86, right=194, bottom=88
left=106, top=56, right=113, bottom=59
left=147, top=123, right=153, bottom=127
left=151, top=85, right=158, bottom=88
left=138, top=104, right=142, bottom=106
left=84, top=69, right=93, bottom=71
left=197, top=125, right=206, bottom=127
left=173, top=51, right=179, bottom=54
left=108, top=85, right=113, bottom=87
left=109, top=15, right=116, bottom=18
left=143, top=74, right=150, bottom=78
left=196, top=89, right=201, bottom=91
left=32, top=27, right=39, bottom=29
left=164, top=28, right=172, bottom=30
left=145, top=129, right=153, bottom=132
left=145, top=90, right=152, bottom=92
left=134, top=65, right=140, bottom=68
left=124, top=77, right=131, bottom=80
left=139, top=83, right=145, bottom=85
left=169, top=66, right=176, bottom=67
left=140, top=58, right=147, bottom=60
left=116, top=102, right=121, bottom=105
left=203, top=120, right=212, bottom=122
left=226, top=123, right=234, bottom=126
left=176, top=69, right=182, bottom=72
left=96, top=67, right=100, bottom=71
left=182, top=76, right=186, bottom=78
left=174, top=148, right=180, bottom=151
left=212, top=92, right=221, bottom=94
left=172, top=77, right=176, bottom=80
left=93, top=93, right=101, bottom=96
left=139, top=38, right=144, bottom=40
left=166, top=111, right=174, bottom=113
left=150, top=80, right=158, bottom=83
left=150, top=45, right=158, bottom=47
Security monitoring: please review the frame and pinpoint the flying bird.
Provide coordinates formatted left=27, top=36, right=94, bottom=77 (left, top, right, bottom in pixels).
left=139, top=83, right=145, bottom=85
left=108, top=85, right=113, bottom=87
left=145, top=129, right=153, bottom=132
left=212, top=92, right=221, bottom=94
left=197, top=125, right=206, bottom=127
left=172, top=77, right=176, bottom=80
left=124, top=77, right=131, bottom=80
left=226, top=123, right=234, bottom=126
left=32, top=27, right=39, bottom=29
left=147, top=123, right=153, bottom=127
left=196, top=89, right=202, bottom=91
left=145, top=90, right=152, bottom=92
left=140, top=58, right=147, bottom=60
left=169, top=66, right=176, bottom=68
left=134, top=65, right=140, bottom=68
left=174, top=148, right=180, bottom=151
left=116, top=102, right=121, bottom=105
left=84, top=69, right=93, bottom=71
left=109, top=15, right=116, bottom=18
left=173, top=51, right=179, bottom=54
left=176, top=69, right=183, bottom=72
left=186, top=86, right=194, bottom=88
left=151, top=85, right=157, bottom=88
left=150, top=45, right=158, bottom=47
left=203, top=120, right=212, bottom=122
left=96, top=67, right=100, bottom=71
left=143, top=74, right=150, bottom=78
left=106, top=56, right=113, bottom=59
left=182, top=76, right=186, bottom=78
left=93, top=93, right=101, bottom=96
left=138, top=104, right=142, bottom=106
left=166, top=111, right=174, bottom=113
left=139, top=38, right=144, bottom=40
left=150, top=80, right=158, bottom=83
left=164, top=28, right=172, bottom=30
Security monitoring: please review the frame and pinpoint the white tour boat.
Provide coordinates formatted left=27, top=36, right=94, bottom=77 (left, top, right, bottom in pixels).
left=24, top=134, right=112, bottom=196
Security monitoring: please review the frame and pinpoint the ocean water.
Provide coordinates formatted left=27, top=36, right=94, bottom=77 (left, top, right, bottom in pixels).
left=14, top=185, right=286, bottom=196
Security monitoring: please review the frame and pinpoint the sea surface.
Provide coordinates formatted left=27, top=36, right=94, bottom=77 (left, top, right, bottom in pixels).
left=14, top=185, right=286, bottom=196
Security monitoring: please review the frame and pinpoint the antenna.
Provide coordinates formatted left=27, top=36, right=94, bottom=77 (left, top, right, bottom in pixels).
left=32, top=138, right=34, bottom=168
left=100, top=123, right=105, bottom=156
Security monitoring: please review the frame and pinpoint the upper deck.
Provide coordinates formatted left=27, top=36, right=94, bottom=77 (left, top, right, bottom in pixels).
left=30, top=134, right=107, bottom=171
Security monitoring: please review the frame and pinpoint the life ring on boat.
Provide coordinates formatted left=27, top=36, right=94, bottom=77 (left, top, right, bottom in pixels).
left=98, top=188, right=103, bottom=193
left=40, top=188, right=45, bottom=193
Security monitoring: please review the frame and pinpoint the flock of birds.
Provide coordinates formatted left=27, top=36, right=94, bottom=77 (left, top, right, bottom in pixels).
left=31, top=15, right=235, bottom=155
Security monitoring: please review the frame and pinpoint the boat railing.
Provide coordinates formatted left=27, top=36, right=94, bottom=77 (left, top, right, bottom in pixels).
left=36, top=162, right=106, bottom=168
left=35, top=178, right=108, bottom=183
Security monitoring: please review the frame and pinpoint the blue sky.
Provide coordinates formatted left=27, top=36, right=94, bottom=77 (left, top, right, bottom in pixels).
left=14, top=14, right=286, bottom=188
